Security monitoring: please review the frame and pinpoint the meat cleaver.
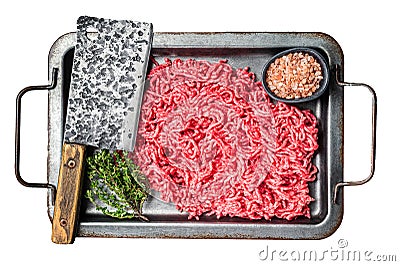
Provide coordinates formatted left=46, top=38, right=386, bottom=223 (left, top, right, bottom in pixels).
left=51, top=16, right=152, bottom=244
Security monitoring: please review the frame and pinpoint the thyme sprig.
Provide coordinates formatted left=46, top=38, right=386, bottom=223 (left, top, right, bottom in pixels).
left=85, top=149, right=148, bottom=221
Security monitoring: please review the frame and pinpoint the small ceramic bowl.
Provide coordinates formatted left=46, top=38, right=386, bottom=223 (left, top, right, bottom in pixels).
left=261, top=48, right=329, bottom=103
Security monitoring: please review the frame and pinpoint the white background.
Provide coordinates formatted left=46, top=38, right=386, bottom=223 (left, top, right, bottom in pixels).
left=1, top=0, right=398, bottom=265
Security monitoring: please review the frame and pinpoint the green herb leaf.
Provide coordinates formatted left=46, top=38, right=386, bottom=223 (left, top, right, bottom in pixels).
left=85, top=150, right=148, bottom=221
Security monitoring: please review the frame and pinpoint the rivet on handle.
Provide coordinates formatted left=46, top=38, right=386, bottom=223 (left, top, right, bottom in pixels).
left=60, top=219, right=68, bottom=227
left=67, top=159, right=76, bottom=168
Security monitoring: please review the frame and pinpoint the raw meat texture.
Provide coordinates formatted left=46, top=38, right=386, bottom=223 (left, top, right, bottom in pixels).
left=131, top=58, right=318, bottom=220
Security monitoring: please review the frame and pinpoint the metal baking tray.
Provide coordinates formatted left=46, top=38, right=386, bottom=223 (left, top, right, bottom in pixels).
left=15, top=32, right=376, bottom=240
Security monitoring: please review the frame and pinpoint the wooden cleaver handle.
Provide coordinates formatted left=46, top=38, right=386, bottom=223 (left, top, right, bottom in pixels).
left=51, top=143, right=86, bottom=244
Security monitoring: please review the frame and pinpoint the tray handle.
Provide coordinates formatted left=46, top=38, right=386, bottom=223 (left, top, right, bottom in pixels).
left=15, top=68, right=59, bottom=205
left=333, top=65, right=377, bottom=204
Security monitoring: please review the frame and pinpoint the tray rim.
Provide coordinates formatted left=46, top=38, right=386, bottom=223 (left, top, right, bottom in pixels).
left=47, top=31, right=344, bottom=239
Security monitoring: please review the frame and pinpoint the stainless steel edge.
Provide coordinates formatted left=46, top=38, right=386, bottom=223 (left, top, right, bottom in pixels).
left=47, top=32, right=76, bottom=221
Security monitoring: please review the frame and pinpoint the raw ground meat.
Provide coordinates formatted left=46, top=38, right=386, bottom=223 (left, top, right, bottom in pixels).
left=131, top=58, right=318, bottom=220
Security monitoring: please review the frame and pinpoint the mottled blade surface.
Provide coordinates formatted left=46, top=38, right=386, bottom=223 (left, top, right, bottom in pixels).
left=64, top=16, right=152, bottom=151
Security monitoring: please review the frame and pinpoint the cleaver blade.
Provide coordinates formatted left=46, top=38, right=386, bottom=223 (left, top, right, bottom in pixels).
left=51, top=16, right=152, bottom=244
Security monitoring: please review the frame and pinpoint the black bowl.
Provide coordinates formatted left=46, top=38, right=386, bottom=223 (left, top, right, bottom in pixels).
left=261, top=47, right=329, bottom=103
